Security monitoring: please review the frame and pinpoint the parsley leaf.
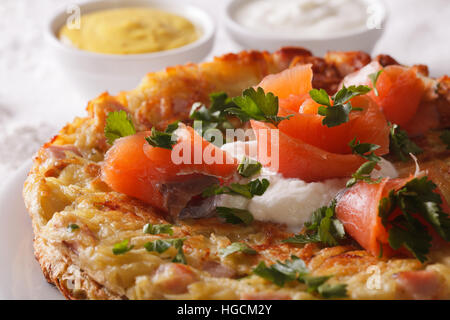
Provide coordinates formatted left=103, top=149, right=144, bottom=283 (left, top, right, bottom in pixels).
left=145, top=121, right=179, bottom=150
left=317, top=103, right=353, bottom=128
left=219, top=242, right=257, bottom=258
left=253, top=256, right=308, bottom=287
left=309, top=88, right=331, bottom=106
left=104, top=110, right=136, bottom=145
left=143, top=223, right=173, bottom=236
left=346, top=160, right=383, bottom=188
left=203, top=178, right=270, bottom=199
left=228, top=87, right=293, bottom=127
left=112, top=239, right=134, bottom=255
left=216, top=207, right=254, bottom=225
left=283, top=200, right=345, bottom=246
left=378, top=176, right=450, bottom=262
left=67, top=223, right=79, bottom=232
left=389, top=123, right=423, bottom=162
left=347, top=138, right=382, bottom=187
left=368, top=70, right=384, bottom=96
left=144, top=239, right=172, bottom=253
left=317, top=283, right=348, bottom=299
left=333, top=85, right=372, bottom=104
left=388, top=221, right=432, bottom=262
left=310, top=85, right=371, bottom=128
left=282, top=233, right=321, bottom=244
left=238, top=157, right=262, bottom=177
left=440, top=130, right=450, bottom=149
left=349, top=137, right=381, bottom=162
left=144, top=238, right=187, bottom=264
left=299, top=275, right=331, bottom=293
left=189, top=92, right=236, bottom=139
left=252, top=255, right=348, bottom=298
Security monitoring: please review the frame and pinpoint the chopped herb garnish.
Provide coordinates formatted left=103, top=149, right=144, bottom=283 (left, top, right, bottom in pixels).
left=300, top=275, right=331, bottom=293
left=219, top=242, right=257, bottom=258
left=238, top=157, right=262, bottom=177
left=368, top=70, right=384, bottom=96
left=378, top=176, right=450, bottom=262
left=347, top=138, right=382, bottom=187
left=104, top=110, right=136, bottom=144
left=144, top=239, right=172, bottom=253
left=282, top=233, right=321, bottom=244
left=309, top=88, right=331, bottom=106
left=216, top=207, right=254, bottom=225
left=252, top=255, right=347, bottom=298
left=317, top=103, right=353, bottom=127
left=112, top=239, right=134, bottom=255
left=203, top=178, right=270, bottom=199
left=309, top=85, right=371, bottom=127
left=144, top=238, right=187, bottom=264
left=143, top=223, right=173, bottom=236
left=283, top=200, right=345, bottom=246
left=346, top=161, right=383, bottom=188
left=145, top=121, right=179, bottom=150
left=349, top=137, right=381, bottom=162
left=389, top=123, right=423, bottom=162
left=67, top=223, right=79, bottom=232
left=253, top=256, right=308, bottom=287
left=227, top=87, right=293, bottom=127
left=190, top=92, right=236, bottom=139
left=317, top=283, right=348, bottom=299
left=440, top=130, right=450, bottom=149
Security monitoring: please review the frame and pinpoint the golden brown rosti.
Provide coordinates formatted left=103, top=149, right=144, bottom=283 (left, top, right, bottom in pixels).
left=23, top=48, right=450, bottom=300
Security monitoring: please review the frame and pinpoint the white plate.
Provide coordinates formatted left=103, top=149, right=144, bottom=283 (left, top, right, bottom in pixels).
left=0, top=161, right=63, bottom=299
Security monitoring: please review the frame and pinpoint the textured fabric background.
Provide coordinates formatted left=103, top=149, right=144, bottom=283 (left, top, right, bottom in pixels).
left=0, top=0, right=448, bottom=186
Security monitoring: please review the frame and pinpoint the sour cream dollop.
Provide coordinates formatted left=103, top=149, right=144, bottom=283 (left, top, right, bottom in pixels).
left=220, top=141, right=397, bottom=230
left=232, top=0, right=368, bottom=37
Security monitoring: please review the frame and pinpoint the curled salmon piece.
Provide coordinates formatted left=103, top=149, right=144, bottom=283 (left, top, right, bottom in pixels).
left=335, top=178, right=394, bottom=258
left=251, top=120, right=365, bottom=182
left=259, top=64, right=313, bottom=112
left=343, top=63, right=437, bottom=136
left=336, top=176, right=450, bottom=258
left=370, top=65, right=425, bottom=127
left=278, top=95, right=389, bottom=155
left=251, top=62, right=389, bottom=181
left=102, top=124, right=237, bottom=216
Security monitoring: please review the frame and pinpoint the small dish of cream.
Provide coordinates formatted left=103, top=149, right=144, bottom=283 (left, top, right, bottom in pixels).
left=224, top=0, right=387, bottom=55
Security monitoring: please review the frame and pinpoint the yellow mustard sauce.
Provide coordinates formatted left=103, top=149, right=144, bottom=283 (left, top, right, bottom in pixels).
left=59, top=7, right=200, bottom=55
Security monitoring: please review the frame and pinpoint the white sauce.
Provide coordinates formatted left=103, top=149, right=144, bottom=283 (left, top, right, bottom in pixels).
left=220, top=140, right=398, bottom=230
left=233, top=0, right=368, bottom=37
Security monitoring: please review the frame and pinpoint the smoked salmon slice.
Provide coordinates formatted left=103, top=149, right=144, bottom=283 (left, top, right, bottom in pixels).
left=335, top=178, right=393, bottom=257
left=250, top=120, right=366, bottom=182
left=251, top=63, right=389, bottom=181
left=369, top=65, right=425, bottom=128
left=259, top=64, right=313, bottom=112
left=343, top=63, right=432, bottom=135
left=336, top=176, right=450, bottom=259
left=277, top=95, right=389, bottom=155
left=258, top=64, right=313, bottom=99
left=102, top=124, right=237, bottom=213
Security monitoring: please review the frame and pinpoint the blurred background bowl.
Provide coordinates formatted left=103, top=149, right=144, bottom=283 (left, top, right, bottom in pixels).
left=224, top=0, right=387, bottom=56
left=46, top=0, right=216, bottom=98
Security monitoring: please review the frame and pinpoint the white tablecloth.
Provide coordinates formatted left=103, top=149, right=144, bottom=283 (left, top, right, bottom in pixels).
left=0, top=0, right=449, bottom=186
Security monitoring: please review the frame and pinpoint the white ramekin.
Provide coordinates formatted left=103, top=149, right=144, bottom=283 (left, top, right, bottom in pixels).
left=224, top=0, right=387, bottom=56
left=46, top=0, right=216, bottom=98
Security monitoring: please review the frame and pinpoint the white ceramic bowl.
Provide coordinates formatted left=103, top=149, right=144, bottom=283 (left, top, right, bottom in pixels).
left=224, top=0, right=387, bottom=56
left=46, top=0, right=215, bottom=98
